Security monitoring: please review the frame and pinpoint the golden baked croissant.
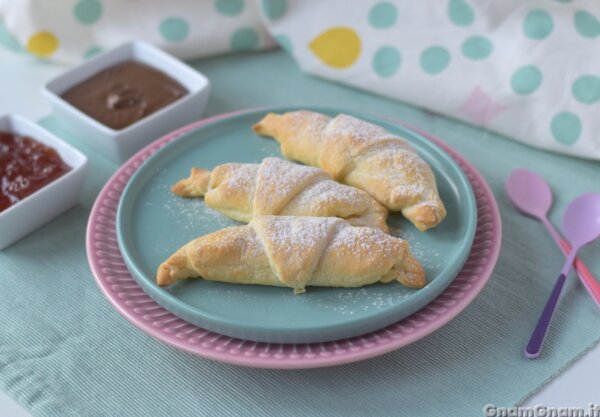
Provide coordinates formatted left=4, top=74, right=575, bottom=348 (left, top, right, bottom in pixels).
left=252, top=111, right=446, bottom=231
left=171, top=157, right=388, bottom=232
left=156, top=215, right=425, bottom=293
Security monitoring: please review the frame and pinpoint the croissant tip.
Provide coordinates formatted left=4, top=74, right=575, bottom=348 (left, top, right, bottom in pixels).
left=396, top=244, right=427, bottom=288
left=171, top=168, right=210, bottom=197
left=399, top=264, right=426, bottom=289
left=253, top=113, right=282, bottom=135
left=404, top=202, right=447, bottom=232
left=156, top=264, right=174, bottom=287
left=251, top=122, right=263, bottom=134
left=170, top=181, right=186, bottom=196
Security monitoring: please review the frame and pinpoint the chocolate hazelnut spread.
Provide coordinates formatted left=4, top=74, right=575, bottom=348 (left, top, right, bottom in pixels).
left=62, top=61, right=188, bottom=130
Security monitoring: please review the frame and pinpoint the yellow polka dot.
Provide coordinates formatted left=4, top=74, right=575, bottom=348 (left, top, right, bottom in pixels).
left=309, top=27, right=361, bottom=69
left=26, top=31, right=59, bottom=57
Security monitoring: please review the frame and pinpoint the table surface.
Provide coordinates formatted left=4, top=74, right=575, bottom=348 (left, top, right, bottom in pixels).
left=1, top=46, right=599, bottom=415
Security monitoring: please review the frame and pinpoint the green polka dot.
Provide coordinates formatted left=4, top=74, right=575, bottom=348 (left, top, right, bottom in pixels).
left=373, top=46, right=401, bottom=78
left=159, top=17, right=189, bottom=42
left=0, top=20, right=22, bottom=52
left=572, top=75, right=600, bottom=104
left=523, top=10, right=553, bottom=39
left=461, top=36, right=493, bottom=60
left=511, top=65, right=542, bottom=95
left=83, top=46, right=102, bottom=59
left=215, top=0, right=244, bottom=17
left=448, top=0, right=474, bottom=26
left=551, top=112, right=581, bottom=145
left=231, top=27, right=259, bottom=51
left=420, top=46, right=450, bottom=75
left=262, top=0, right=287, bottom=21
left=74, top=0, right=102, bottom=26
left=574, top=11, right=600, bottom=38
left=369, top=2, right=398, bottom=29
left=275, top=34, right=293, bottom=54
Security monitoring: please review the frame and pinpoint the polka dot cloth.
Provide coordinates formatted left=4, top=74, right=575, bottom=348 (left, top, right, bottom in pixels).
left=1, top=0, right=600, bottom=158
left=420, top=46, right=451, bottom=75
left=572, top=76, right=600, bottom=104
left=462, top=36, right=492, bottom=60
left=448, top=0, right=474, bottom=26
left=369, top=2, right=397, bottom=29
left=551, top=112, right=581, bottom=145
left=511, top=65, right=542, bottom=95
left=309, top=27, right=361, bottom=68
left=83, top=46, right=103, bottom=60
left=0, top=20, right=22, bottom=52
left=231, top=27, right=259, bottom=51
left=26, top=31, right=59, bottom=57
left=74, top=0, right=103, bottom=25
left=523, top=10, right=553, bottom=39
left=373, top=46, right=401, bottom=77
left=574, top=11, right=600, bottom=38
left=159, top=17, right=189, bottom=42
left=215, top=0, right=245, bottom=17
left=262, top=0, right=287, bottom=21
left=267, top=0, right=600, bottom=159
left=0, top=0, right=273, bottom=61
left=274, top=34, right=293, bottom=53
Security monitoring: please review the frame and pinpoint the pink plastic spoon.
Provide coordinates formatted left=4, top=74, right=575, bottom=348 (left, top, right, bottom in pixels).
left=524, top=192, right=600, bottom=358
left=506, top=169, right=600, bottom=308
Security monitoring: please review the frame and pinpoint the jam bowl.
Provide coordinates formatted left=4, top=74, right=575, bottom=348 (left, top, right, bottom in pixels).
left=42, top=41, right=210, bottom=163
left=0, top=114, right=88, bottom=250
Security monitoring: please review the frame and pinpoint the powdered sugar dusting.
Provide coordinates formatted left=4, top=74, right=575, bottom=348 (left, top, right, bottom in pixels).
left=329, top=225, right=397, bottom=258
left=219, top=164, right=257, bottom=193
left=359, top=145, right=430, bottom=199
left=285, top=111, right=330, bottom=136
left=390, top=226, right=441, bottom=271
left=287, top=176, right=363, bottom=209
left=158, top=183, right=232, bottom=232
left=257, top=215, right=339, bottom=255
left=255, top=158, right=321, bottom=213
left=327, top=114, right=390, bottom=143
left=307, top=287, right=413, bottom=315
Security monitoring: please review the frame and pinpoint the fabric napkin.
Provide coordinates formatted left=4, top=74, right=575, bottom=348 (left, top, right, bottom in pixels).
left=266, top=0, right=600, bottom=161
left=0, top=0, right=274, bottom=61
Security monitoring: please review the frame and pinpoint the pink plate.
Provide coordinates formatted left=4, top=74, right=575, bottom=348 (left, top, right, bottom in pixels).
left=86, top=110, right=501, bottom=369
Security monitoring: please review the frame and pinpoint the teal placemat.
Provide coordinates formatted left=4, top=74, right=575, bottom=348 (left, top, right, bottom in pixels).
left=1, top=50, right=599, bottom=417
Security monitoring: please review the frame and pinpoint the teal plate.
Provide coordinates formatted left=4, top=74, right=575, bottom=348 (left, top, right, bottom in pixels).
left=116, top=107, right=477, bottom=343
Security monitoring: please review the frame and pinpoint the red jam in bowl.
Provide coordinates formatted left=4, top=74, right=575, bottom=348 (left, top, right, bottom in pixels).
left=0, top=132, right=71, bottom=213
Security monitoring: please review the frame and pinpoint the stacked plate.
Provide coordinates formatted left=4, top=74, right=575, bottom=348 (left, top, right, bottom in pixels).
left=86, top=107, right=501, bottom=369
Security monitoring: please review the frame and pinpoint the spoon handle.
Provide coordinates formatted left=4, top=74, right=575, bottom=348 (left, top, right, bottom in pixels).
left=559, top=239, right=600, bottom=309
left=525, top=274, right=567, bottom=359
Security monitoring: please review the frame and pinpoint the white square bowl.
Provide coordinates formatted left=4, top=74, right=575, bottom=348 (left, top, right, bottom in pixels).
left=0, top=114, right=88, bottom=250
left=42, top=41, right=210, bottom=163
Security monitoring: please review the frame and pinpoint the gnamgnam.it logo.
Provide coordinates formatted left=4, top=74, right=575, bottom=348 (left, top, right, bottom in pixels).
left=483, top=403, right=600, bottom=417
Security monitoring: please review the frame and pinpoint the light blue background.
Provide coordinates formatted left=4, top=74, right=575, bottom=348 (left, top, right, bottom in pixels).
left=0, top=50, right=599, bottom=417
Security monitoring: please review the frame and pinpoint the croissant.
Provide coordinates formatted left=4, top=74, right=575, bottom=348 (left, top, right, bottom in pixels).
left=252, top=111, right=446, bottom=231
left=171, top=157, right=389, bottom=232
left=156, top=216, right=425, bottom=293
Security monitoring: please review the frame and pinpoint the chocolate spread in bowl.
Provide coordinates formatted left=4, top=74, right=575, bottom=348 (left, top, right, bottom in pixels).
left=62, top=61, right=188, bottom=130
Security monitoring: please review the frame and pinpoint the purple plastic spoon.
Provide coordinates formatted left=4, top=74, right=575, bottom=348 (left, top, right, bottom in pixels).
left=524, top=192, right=600, bottom=358
left=506, top=169, right=600, bottom=308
